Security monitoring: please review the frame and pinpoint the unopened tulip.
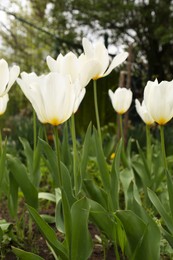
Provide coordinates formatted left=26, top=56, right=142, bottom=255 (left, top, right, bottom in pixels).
left=0, top=59, right=20, bottom=96
left=135, top=99, right=154, bottom=125
left=81, top=38, right=128, bottom=80
left=108, top=87, right=133, bottom=114
left=17, top=72, right=79, bottom=126
left=144, top=79, right=173, bottom=125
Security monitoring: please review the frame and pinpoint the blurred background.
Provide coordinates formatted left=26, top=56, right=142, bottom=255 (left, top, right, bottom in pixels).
left=0, top=0, right=173, bottom=147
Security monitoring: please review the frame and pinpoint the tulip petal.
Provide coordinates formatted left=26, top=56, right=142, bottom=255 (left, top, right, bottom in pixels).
left=94, top=42, right=109, bottom=76
left=46, top=55, right=60, bottom=72
left=0, top=93, right=9, bottom=115
left=0, top=59, right=9, bottom=96
left=82, top=38, right=94, bottom=57
left=103, top=52, right=128, bottom=77
left=5, top=65, right=20, bottom=93
left=73, top=87, right=86, bottom=113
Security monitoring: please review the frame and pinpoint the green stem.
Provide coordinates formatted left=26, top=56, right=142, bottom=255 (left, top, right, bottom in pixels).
left=71, top=114, right=79, bottom=196
left=119, top=114, right=124, bottom=142
left=93, top=80, right=102, bottom=142
left=53, top=126, right=62, bottom=187
left=146, top=124, right=151, bottom=169
left=33, top=110, right=37, bottom=151
left=159, top=125, right=167, bottom=170
left=0, top=127, right=2, bottom=156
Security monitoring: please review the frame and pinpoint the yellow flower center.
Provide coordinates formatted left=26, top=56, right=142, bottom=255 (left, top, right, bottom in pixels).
left=49, top=118, right=61, bottom=126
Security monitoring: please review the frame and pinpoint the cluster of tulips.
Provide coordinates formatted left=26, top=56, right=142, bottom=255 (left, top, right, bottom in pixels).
left=0, top=37, right=173, bottom=132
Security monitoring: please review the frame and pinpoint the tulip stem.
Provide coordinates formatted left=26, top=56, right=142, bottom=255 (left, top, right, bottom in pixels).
left=0, top=127, right=2, bottom=156
left=53, top=126, right=62, bottom=187
left=71, top=114, right=79, bottom=196
left=119, top=114, right=124, bottom=144
left=160, top=125, right=168, bottom=170
left=33, top=110, right=37, bottom=151
left=146, top=124, right=152, bottom=169
left=93, top=80, right=102, bottom=142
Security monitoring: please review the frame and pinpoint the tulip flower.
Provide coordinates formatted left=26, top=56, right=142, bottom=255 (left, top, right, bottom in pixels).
left=144, top=79, right=173, bottom=125
left=46, top=51, right=95, bottom=89
left=135, top=99, right=154, bottom=125
left=81, top=38, right=128, bottom=80
left=0, top=94, right=9, bottom=115
left=108, top=87, right=133, bottom=114
left=17, top=72, right=79, bottom=126
left=0, top=59, right=20, bottom=97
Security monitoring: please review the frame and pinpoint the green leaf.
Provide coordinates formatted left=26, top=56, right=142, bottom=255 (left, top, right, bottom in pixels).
left=61, top=122, right=72, bottom=171
left=7, top=155, right=38, bottom=209
left=61, top=189, right=71, bottom=252
left=80, top=123, right=92, bottom=180
left=0, top=226, right=3, bottom=242
left=148, top=188, right=173, bottom=234
left=39, top=138, right=59, bottom=187
left=119, top=168, right=134, bottom=209
left=9, top=173, right=19, bottom=217
left=27, top=205, right=68, bottom=260
left=12, top=247, right=44, bottom=260
left=88, top=199, right=117, bottom=241
left=93, top=128, right=110, bottom=191
left=84, top=179, right=108, bottom=210
left=38, top=192, right=56, bottom=203
left=110, top=139, right=122, bottom=210
left=166, top=170, right=173, bottom=219
left=71, top=197, right=93, bottom=260
left=117, top=210, right=160, bottom=260
left=0, top=138, right=7, bottom=188
left=19, top=137, right=33, bottom=177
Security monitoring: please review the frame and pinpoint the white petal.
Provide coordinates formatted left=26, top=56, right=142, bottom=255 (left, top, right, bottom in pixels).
left=82, top=38, right=94, bottom=57
left=0, top=93, right=9, bottom=115
left=94, top=42, right=109, bottom=76
left=103, top=52, right=128, bottom=77
left=6, top=65, right=20, bottom=93
left=61, top=52, right=79, bottom=82
left=46, top=55, right=60, bottom=72
left=73, top=88, right=86, bottom=113
left=42, top=73, right=75, bottom=125
left=0, top=59, right=9, bottom=96
left=79, top=59, right=102, bottom=85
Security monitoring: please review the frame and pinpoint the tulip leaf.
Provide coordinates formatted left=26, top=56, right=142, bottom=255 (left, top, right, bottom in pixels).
left=88, top=198, right=117, bottom=242
left=93, top=128, right=110, bottom=191
left=38, top=192, right=56, bottom=203
left=148, top=188, right=173, bottom=234
left=71, top=197, right=93, bottom=260
left=116, top=210, right=160, bottom=260
left=80, top=122, right=92, bottom=180
left=39, top=138, right=59, bottom=187
left=12, top=247, right=44, bottom=260
left=110, top=139, right=122, bottom=210
left=166, top=170, right=173, bottom=219
left=0, top=226, right=3, bottom=243
left=27, top=205, right=68, bottom=260
left=61, top=122, right=72, bottom=171
left=9, top=172, right=18, bottom=217
left=19, top=137, right=33, bottom=177
left=7, top=155, right=38, bottom=209
left=0, top=138, right=7, bottom=189
left=84, top=179, right=109, bottom=210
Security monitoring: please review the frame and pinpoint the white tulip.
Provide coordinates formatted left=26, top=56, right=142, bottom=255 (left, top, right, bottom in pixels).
left=17, top=72, right=78, bottom=126
left=0, top=94, right=9, bottom=115
left=108, top=87, right=133, bottom=114
left=46, top=51, right=95, bottom=89
left=135, top=99, right=154, bottom=125
left=81, top=38, right=128, bottom=80
left=0, top=59, right=20, bottom=96
left=144, top=79, right=173, bottom=125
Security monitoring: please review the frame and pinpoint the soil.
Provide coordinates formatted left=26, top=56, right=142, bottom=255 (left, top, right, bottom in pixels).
left=0, top=198, right=117, bottom=260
